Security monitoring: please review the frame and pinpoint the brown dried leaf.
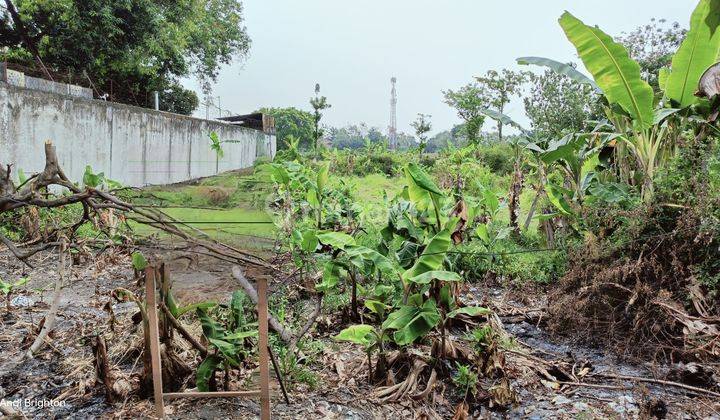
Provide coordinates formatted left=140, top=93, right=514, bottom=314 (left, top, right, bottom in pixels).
left=451, top=401, right=469, bottom=420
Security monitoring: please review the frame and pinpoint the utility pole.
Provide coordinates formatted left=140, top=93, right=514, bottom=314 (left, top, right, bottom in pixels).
left=389, top=77, right=398, bottom=150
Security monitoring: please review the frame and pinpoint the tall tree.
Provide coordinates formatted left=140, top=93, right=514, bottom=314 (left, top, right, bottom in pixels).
left=523, top=67, right=601, bottom=140
left=310, top=83, right=331, bottom=156
left=474, top=69, right=528, bottom=141
left=616, top=18, right=686, bottom=91
left=410, top=113, right=432, bottom=152
left=442, top=84, right=486, bottom=145
left=258, top=107, right=315, bottom=150
left=0, top=0, right=251, bottom=115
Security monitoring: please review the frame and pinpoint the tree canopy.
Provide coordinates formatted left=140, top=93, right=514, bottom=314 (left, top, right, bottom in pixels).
left=442, top=84, right=487, bottom=145
left=258, top=107, right=315, bottom=150
left=0, top=0, right=251, bottom=114
left=523, top=68, right=601, bottom=140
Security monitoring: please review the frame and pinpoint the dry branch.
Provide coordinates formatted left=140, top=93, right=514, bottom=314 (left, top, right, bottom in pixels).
left=289, top=293, right=322, bottom=352
left=0, top=141, right=273, bottom=271
left=25, top=240, right=66, bottom=358
left=232, top=266, right=293, bottom=343
left=159, top=302, right=208, bottom=356
left=592, top=372, right=720, bottom=399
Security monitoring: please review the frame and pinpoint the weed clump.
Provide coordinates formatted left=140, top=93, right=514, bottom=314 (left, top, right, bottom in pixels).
left=548, top=144, right=720, bottom=361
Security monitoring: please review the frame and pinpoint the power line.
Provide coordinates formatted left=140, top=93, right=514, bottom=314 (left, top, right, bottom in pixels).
left=142, top=221, right=274, bottom=225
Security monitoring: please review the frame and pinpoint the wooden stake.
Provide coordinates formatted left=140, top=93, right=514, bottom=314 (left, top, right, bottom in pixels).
left=258, top=278, right=271, bottom=420
left=145, top=264, right=271, bottom=418
left=145, top=267, right=165, bottom=418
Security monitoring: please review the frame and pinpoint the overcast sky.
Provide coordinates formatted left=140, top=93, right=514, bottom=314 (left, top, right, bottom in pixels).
left=184, top=0, right=696, bottom=136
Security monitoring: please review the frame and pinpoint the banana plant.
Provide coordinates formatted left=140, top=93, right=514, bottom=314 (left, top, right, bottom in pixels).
left=306, top=162, right=330, bottom=228
left=379, top=198, right=426, bottom=268
left=540, top=133, right=609, bottom=203
left=334, top=299, right=392, bottom=383
left=312, top=230, right=396, bottom=318
left=382, top=220, right=461, bottom=350
left=405, top=163, right=445, bottom=232
left=195, top=291, right=258, bottom=392
left=519, top=2, right=720, bottom=201
left=476, top=108, right=558, bottom=230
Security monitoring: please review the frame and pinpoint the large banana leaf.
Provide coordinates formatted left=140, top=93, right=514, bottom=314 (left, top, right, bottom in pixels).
left=196, top=355, right=223, bottom=392
left=665, top=0, right=720, bottom=108
left=477, top=108, right=527, bottom=133
left=559, top=12, right=654, bottom=130
left=407, top=270, right=461, bottom=285
left=382, top=299, right=440, bottom=345
left=317, top=162, right=330, bottom=191
left=406, top=163, right=443, bottom=195
left=401, top=219, right=457, bottom=283
left=197, top=307, right=227, bottom=340
left=344, top=245, right=396, bottom=276
left=405, top=163, right=444, bottom=214
left=316, top=231, right=356, bottom=249
left=517, top=56, right=599, bottom=90
left=334, top=325, right=374, bottom=346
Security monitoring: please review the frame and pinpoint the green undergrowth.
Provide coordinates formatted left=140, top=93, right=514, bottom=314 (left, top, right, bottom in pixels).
left=453, top=237, right=568, bottom=285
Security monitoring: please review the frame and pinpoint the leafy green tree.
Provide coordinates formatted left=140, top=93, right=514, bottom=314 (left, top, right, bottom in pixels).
left=327, top=123, right=388, bottom=150
left=410, top=113, right=432, bottom=152
left=0, top=0, right=251, bottom=115
left=258, top=107, right=315, bottom=150
left=474, top=69, right=528, bottom=141
left=442, top=84, right=486, bottom=145
left=523, top=67, right=601, bottom=140
left=310, top=83, right=331, bottom=155
left=616, top=18, right=686, bottom=91
left=161, top=84, right=201, bottom=115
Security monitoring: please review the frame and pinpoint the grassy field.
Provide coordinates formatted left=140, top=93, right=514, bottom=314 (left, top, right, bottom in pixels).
left=334, top=173, right=400, bottom=225
left=130, top=166, right=541, bottom=253
left=130, top=169, right=277, bottom=249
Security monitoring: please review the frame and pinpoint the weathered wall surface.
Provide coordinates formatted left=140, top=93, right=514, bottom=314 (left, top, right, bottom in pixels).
left=0, top=82, right=275, bottom=187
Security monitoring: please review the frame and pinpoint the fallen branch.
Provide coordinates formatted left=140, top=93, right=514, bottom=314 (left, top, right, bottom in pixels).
left=557, top=381, right=629, bottom=391
left=159, top=302, right=208, bottom=357
left=232, top=266, right=293, bottom=344
left=289, top=293, right=323, bottom=352
left=0, top=233, right=60, bottom=268
left=0, top=141, right=274, bottom=271
left=25, top=240, right=66, bottom=359
left=592, top=372, right=720, bottom=399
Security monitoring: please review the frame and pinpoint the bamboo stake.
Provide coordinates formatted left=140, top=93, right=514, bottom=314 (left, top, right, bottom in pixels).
left=258, top=278, right=271, bottom=420
left=145, top=267, right=165, bottom=418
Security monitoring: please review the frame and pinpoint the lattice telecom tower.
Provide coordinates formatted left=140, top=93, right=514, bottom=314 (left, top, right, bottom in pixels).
left=389, top=77, right=398, bottom=150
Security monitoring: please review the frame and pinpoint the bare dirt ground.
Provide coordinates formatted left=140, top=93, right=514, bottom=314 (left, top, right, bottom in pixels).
left=1, top=246, right=719, bottom=419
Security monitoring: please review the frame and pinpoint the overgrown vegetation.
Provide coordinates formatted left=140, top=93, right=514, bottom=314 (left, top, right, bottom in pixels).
left=1, top=1, right=719, bottom=418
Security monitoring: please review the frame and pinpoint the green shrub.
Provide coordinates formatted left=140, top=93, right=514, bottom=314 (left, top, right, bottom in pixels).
left=474, top=142, right=515, bottom=175
left=453, top=238, right=567, bottom=285
left=329, top=149, right=404, bottom=177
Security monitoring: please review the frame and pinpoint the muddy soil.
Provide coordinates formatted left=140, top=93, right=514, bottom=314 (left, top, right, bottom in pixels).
left=0, top=248, right=718, bottom=419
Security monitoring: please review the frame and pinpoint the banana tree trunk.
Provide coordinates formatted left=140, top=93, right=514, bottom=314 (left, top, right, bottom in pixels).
left=524, top=188, right=541, bottom=231
left=524, top=162, right=549, bottom=230
left=542, top=209, right=555, bottom=249
left=508, top=159, right=524, bottom=235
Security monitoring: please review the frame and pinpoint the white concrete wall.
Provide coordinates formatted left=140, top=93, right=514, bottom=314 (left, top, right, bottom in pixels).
left=0, top=82, right=275, bottom=187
